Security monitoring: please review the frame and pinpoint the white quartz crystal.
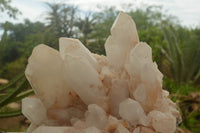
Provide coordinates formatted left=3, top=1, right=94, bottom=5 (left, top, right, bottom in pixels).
left=22, top=12, right=180, bottom=133
left=105, top=12, right=139, bottom=69
left=148, top=110, right=176, bottom=133
left=125, top=42, right=162, bottom=112
left=115, top=124, right=130, bottom=133
left=133, top=127, right=140, bottom=133
left=76, top=127, right=101, bottom=133
left=22, top=97, right=47, bottom=125
left=63, top=55, right=108, bottom=110
left=119, top=98, right=145, bottom=125
left=85, top=104, right=107, bottom=130
left=109, top=79, right=129, bottom=116
left=26, top=124, right=38, bottom=133
left=59, top=38, right=99, bottom=71
left=25, top=44, right=72, bottom=109
left=32, top=126, right=76, bottom=133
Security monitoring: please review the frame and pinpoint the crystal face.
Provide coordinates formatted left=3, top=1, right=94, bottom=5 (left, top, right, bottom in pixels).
left=22, top=12, right=180, bottom=133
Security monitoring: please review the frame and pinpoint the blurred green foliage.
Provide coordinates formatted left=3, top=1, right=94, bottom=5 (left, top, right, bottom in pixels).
left=0, top=1, right=199, bottom=132
left=0, top=73, right=33, bottom=117
left=164, top=78, right=200, bottom=95
left=163, top=78, right=200, bottom=132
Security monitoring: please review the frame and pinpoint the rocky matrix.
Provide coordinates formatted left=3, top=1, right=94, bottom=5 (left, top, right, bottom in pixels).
left=22, top=12, right=181, bottom=133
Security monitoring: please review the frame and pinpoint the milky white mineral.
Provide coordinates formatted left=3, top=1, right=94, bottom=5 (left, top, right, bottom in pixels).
left=21, top=12, right=181, bottom=133
left=119, top=98, right=145, bottom=125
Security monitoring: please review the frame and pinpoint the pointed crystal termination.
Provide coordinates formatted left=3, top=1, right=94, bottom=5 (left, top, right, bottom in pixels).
left=25, top=44, right=72, bottom=109
left=105, top=12, right=139, bottom=69
left=59, top=38, right=100, bottom=71
left=22, top=97, right=47, bottom=125
left=63, top=54, right=108, bottom=110
left=22, top=12, right=180, bottom=133
left=119, top=98, right=145, bottom=125
left=125, top=42, right=163, bottom=112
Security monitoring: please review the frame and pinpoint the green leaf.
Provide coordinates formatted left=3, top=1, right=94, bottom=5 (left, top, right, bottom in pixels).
left=0, top=78, right=28, bottom=108
left=0, top=110, right=22, bottom=118
left=0, top=72, right=24, bottom=92
left=194, top=68, right=200, bottom=83
left=10, top=89, right=34, bottom=103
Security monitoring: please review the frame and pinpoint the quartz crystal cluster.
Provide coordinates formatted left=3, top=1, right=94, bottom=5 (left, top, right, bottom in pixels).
left=22, top=12, right=181, bottom=133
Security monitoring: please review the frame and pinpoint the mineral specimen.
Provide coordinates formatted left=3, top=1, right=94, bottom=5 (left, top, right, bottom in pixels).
left=22, top=12, right=180, bottom=133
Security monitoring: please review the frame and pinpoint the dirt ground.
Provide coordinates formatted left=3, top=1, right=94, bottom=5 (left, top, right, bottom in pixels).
left=0, top=115, right=29, bottom=132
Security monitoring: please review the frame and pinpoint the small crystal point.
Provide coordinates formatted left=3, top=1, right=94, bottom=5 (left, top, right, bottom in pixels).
left=85, top=104, right=107, bottom=129
left=22, top=97, right=47, bottom=125
left=119, top=98, right=145, bottom=125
